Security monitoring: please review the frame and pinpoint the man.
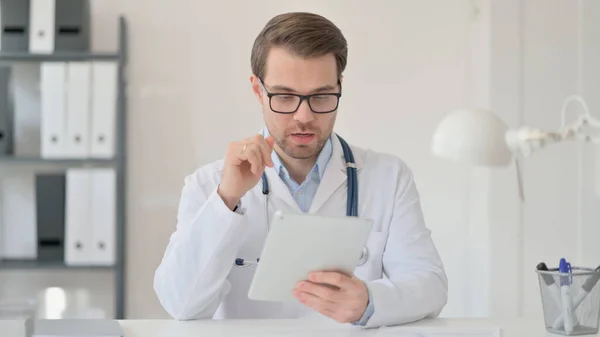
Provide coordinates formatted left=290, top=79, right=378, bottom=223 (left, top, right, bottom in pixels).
left=154, top=12, right=447, bottom=328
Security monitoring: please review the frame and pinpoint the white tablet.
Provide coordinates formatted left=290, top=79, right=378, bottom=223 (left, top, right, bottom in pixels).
left=247, top=211, right=373, bottom=302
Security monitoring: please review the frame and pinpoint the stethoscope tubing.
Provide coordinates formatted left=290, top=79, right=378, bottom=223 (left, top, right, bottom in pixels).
left=234, top=135, right=367, bottom=267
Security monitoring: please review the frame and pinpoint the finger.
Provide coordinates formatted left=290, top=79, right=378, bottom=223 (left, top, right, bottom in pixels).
left=293, top=289, right=337, bottom=316
left=253, top=135, right=274, bottom=168
left=309, top=271, right=353, bottom=290
left=248, top=148, right=265, bottom=176
left=240, top=145, right=263, bottom=176
left=294, top=289, right=360, bottom=324
left=265, top=135, right=275, bottom=149
left=226, top=142, right=244, bottom=166
left=295, top=281, right=344, bottom=303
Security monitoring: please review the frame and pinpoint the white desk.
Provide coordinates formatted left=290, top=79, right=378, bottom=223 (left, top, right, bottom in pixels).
left=3, top=317, right=598, bottom=336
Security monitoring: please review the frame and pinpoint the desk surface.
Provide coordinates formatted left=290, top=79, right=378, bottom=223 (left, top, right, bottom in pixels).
left=3, top=317, right=598, bottom=337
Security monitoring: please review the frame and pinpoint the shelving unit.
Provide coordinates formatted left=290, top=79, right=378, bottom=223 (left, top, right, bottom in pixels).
left=0, top=157, right=117, bottom=165
left=0, top=259, right=114, bottom=270
left=0, top=16, right=128, bottom=319
left=0, top=52, right=120, bottom=62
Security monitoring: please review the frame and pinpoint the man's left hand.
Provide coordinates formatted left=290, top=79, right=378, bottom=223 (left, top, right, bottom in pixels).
left=293, top=271, right=369, bottom=323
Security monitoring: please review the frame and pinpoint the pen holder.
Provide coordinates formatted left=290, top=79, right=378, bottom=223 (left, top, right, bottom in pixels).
left=536, top=267, right=600, bottom=335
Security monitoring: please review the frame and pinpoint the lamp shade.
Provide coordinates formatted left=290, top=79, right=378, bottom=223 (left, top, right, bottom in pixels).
left=431, top=109, right=513, bottom=166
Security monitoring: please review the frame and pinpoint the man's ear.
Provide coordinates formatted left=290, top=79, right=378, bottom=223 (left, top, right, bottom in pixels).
left=250, top=74, right=263, bottom=104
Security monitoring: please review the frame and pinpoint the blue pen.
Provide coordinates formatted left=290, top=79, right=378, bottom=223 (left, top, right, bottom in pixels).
left=559, top=258, right=575, bottom=333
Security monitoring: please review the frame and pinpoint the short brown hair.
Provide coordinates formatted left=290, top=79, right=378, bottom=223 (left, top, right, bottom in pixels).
left=251, top=12, right=348, bottom=80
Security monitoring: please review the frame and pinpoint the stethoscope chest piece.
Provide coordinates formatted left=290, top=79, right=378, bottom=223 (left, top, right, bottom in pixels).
left=357, top=246, right=368, bottom=266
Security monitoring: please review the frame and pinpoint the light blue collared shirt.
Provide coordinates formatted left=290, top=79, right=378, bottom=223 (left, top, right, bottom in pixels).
left=270, top=136, right=332, bottom=213
left=262, top=129, right=374, bottom=325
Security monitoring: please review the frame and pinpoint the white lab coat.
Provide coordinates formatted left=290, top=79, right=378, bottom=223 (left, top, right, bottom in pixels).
left=154, top=134, right=448, bottom=328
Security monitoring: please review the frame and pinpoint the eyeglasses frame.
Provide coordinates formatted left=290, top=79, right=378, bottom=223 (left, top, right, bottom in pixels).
left=259, top=77, right=342, bottom=114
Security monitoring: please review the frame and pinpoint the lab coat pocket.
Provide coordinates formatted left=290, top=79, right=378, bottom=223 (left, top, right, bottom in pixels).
left=353, top=231, right=387, bottom=281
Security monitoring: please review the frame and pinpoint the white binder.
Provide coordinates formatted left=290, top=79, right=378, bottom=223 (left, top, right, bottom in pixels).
left=65, top=168, right=116, bottom=266
left=41, top=62, right=68, bottom=158
left=66, top=62, right=91, bottom=158
left=29, top=0, right=56, bottom=53
left=90, top=168, right=116, bottom=265
left=0, top=174, right=37, bottom=259
left=90, top=62, right=118, bottom=158
left=65, top=169, right=91, bottom=265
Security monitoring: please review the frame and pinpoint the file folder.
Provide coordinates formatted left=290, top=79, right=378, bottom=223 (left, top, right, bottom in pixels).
left=0, top=173, right=37, bottom=259
left=0, top=65, right=13, bottom=155
left=55, top=0, right=90, bottom=52
left=35, top=173, right=66, bottom=262
left=65, top=168, right=91, bottom=265
left=90, top=62, right=117, bottom=158
left=65, top=62, right=91, bottom=158
left=41, top=62, right=67, bottom=158
left=90, top=168, right=116, bottom=265
left=0, top=0, right=30, bottom=51
left=64, top=168, right=116, bottom=265
left=29, top=0, right=56, bottom=53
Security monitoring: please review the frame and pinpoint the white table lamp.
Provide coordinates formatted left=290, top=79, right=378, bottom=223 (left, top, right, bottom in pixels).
left=431, top=108, right=512, bottom=166
left=431, top=95, right=599, bottom=167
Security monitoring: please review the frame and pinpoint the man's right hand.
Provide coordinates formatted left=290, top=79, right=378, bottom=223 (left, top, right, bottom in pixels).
left=217, top=134, right=276, bottom=210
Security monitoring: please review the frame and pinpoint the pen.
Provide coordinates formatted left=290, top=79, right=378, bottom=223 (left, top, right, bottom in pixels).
left=552, top=265, right=600, bottom=330
left=558, top=258, right=575, bottom=333
left=537, top=262, right=563, bottom=310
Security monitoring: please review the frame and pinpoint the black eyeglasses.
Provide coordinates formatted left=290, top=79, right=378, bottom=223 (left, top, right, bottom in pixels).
left=259, top=78, right=342, bottom=114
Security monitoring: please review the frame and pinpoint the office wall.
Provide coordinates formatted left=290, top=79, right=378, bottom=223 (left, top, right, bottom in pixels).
left=520, top=0, right=600, bottom=318
left=477, top=0, right=600, bottom=320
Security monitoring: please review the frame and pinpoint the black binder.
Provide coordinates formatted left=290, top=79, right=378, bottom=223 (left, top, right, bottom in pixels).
left=55, top=0, right=90, bottom=52
left=0, top=0, right=30, bottom=51
left=35, top=173, right=66, bottom=262
left=0, top=65, right=12, bottom=155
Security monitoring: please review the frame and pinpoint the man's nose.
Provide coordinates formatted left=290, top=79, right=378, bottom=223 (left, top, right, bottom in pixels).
left=293, top=99, right=314, bottom=123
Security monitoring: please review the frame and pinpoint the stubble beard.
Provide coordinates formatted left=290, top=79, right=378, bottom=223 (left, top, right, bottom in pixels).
left=277, top=136, right=328, bottom=160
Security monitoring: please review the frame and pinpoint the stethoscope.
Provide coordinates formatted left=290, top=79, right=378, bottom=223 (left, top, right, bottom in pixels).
left=234, top=134, right=369, bottom=267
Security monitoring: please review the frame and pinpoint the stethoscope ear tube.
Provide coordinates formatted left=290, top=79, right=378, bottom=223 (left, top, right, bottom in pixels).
left=336, top=135, right=357, bottom=217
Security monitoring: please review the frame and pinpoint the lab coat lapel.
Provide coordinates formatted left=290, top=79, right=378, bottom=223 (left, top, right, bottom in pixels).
left=308, top=134, right=363, bottom=215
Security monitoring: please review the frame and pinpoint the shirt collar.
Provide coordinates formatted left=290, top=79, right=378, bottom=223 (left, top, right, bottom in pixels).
left=261, top=127, right=333, bottom=182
